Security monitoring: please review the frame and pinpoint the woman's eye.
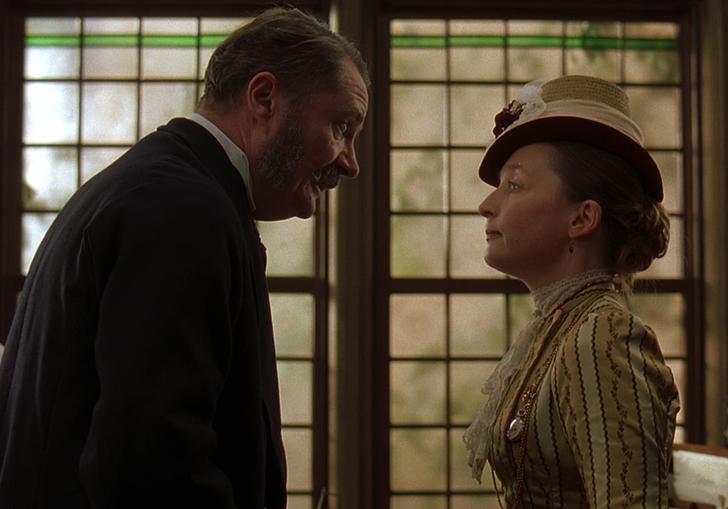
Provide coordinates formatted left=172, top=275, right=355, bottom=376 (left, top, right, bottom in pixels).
left=507, top=180, right=520, bottom=191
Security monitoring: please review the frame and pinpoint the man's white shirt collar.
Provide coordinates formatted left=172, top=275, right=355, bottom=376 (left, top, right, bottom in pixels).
left=189, top=112, right=256, bottom=211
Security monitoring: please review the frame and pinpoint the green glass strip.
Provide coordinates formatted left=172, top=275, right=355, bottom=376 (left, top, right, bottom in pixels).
left=199, top=34, right=227, bottom=47
left=390, top=34, right=675, bottom=50
left=507, top=35, right=563, bottom=48
left=25, top=33, right=678, bottom=51
left=25, top=33, right=228, bottom=48
left=564, top=36, right=623, bottom=50
left=622, top=38, right=676, bottom=50
left=140, top=35, right=195, bottom=47
left=449, top=35, right=506, bottom=47
left=83, top=35, right=139, bottom=46
left=25, top=35, right=80, bottom=47
left=390, top=35, right=447, bottom=48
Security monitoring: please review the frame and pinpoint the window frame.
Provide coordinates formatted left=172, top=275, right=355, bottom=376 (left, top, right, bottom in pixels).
left=0, top=1, right=333, bottom=505
left=371, top=1, right=705, bottom=506
left=2, top=1, right=725, bottom=508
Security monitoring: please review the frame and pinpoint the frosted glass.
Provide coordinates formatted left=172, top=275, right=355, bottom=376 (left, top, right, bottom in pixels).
left=270, top=294, right=314, bottom=357
left=257, top=218, right=315, bottom=277
left=24, top=82, right=79, bottom=144
left=142, top=48, right=197, bottom=79
left=449, top=429, right=492, bottom=491
left=390, top=428, right=446, bottom=490
left=449, top=294, right=506, bottom=356
left=22, top=213, right=57, bottom=275
left=391, top=215, right=447, bottom=277
left=200, top=18, right=252, bottom=33
left=625, top=86, right=681, bottom=148
left=624, top=50, right=679, bottom=84
left=632, top=293, right=685, bottom=357
left=390, top=361, right=446, bottom=423
left=23, top=147, right=77, bottom=210
left=566, top=49, right=620, bottom=82
left=81, top=147, right=127, bottom=183
left=84, top=47, right=138, bottom=79
left=278, top=361, right=312, bottom=424
left=390, top=294, right=446, bottom=358
left=390, top=85, right=446, bottom=146
left=450, top=85, right=503, bottom=146
left=25, top=47, right=79, bottom=79
left=450, top=149, right=491, bottom=213
left=83, top=18, right=139, bottom=34
left=26, top=18, right=80, bottom=35
left=508, top=48, right=562, bottom=82
left=82, top=83, right=137, bottom=143
left=390, top=48, right=446, bottom=81
left=450, top=361, right=497, bottom=423
left=508, top=20, right=563, bottom=35
left=140, top=83, right=197, bottom=137
left=141, top=18, right=197, bottom=35
left=390, top=150, right=446, bottom=212
left=390, top=20, right=445, bottom=36
left=391, top=497, right=446, bottom=509
left=450, top=48, right=505, bottom=81
left=282, top=429, right=312, bottom=491
left=450, top=215, right=502, bottom=278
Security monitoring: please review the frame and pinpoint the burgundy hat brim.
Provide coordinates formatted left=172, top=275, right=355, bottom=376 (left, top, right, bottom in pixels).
left=478, top=116, right=664, bottom=202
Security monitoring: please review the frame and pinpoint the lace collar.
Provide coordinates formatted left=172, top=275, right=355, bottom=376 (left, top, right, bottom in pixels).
left=532, top=268, right=615, bottom=318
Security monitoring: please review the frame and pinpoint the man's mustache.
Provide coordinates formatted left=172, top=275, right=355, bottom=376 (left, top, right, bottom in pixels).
left=312, top=165, right=344, bottom=189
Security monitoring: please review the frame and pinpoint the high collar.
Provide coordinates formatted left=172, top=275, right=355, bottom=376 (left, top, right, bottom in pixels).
left=532, top=269, right=617, bottom=318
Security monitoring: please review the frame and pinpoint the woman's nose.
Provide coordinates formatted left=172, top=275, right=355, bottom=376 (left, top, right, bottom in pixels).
left=478, top=191, right=497, bottom=218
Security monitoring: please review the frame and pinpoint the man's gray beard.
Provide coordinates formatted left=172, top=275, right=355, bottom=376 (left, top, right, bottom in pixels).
left=256, top=122, right=305, bottom=191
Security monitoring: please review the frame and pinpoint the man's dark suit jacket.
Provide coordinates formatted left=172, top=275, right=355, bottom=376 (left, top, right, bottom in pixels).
left=0, top=118, right=287, bottom=508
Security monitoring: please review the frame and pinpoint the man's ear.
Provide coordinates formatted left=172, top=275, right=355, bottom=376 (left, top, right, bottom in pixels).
left=568, top=199, right=602, bottom=240
left=246, top=71, right=278, bottom=119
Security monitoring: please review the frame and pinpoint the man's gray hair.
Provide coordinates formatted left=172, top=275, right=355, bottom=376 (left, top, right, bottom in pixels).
left=200, top=7, right=369, bottom=107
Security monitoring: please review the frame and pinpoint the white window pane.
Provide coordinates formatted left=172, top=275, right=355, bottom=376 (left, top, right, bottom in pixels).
left=23, top=147, right=77, bottom=210
left=82, top=83, right=137, bottom=143
left=140, top=83, right=197, bottom=137
left=22, top=213, right=57, bottom=275
left=24, top=82, right=79, bottom=144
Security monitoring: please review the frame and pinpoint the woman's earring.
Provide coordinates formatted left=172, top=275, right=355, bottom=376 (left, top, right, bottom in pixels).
left=568, top=240, right=574, bottom=254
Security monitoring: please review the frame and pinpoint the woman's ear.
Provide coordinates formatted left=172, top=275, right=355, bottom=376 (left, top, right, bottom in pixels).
left=568, top=199, right=602, bottom=240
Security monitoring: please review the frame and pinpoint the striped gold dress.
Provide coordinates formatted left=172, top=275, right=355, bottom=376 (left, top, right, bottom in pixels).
left=477, top=271, right=679, bottom=508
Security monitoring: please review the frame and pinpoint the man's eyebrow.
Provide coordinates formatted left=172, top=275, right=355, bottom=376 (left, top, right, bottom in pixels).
left=344, top=108, right=365, bottom=124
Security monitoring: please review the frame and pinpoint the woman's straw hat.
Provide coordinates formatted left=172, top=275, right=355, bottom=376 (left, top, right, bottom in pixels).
left=478, top=75, right=664, bottom=202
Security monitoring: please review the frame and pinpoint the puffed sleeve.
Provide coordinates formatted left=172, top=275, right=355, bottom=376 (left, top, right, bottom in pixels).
left=552, top=307, right=679, bottom=508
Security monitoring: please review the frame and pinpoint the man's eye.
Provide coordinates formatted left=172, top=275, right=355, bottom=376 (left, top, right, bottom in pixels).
left=507, top=180, right=520, bottom=191
left=335, top=122, right=349, bottom=136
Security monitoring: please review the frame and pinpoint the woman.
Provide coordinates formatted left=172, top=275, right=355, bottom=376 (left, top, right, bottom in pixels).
left=463, top=75, right=680, bottom=508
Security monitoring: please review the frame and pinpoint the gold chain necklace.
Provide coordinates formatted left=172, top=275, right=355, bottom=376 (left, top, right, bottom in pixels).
left=508, top=308, right=566, bottom=508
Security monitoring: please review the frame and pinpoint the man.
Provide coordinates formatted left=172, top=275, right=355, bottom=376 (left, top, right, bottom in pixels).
left=0, top=7, right=369, bottom=509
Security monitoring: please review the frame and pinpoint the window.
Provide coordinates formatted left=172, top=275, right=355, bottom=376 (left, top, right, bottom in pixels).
left=2, top=2, right=721, bottom=509
left=5, top=12, right=329, bottom=507
left=378, top=14, right=696, bottom=508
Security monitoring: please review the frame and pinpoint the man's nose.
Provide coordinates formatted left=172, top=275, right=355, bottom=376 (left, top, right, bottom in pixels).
left=336, top=141, right=359, bottom=178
